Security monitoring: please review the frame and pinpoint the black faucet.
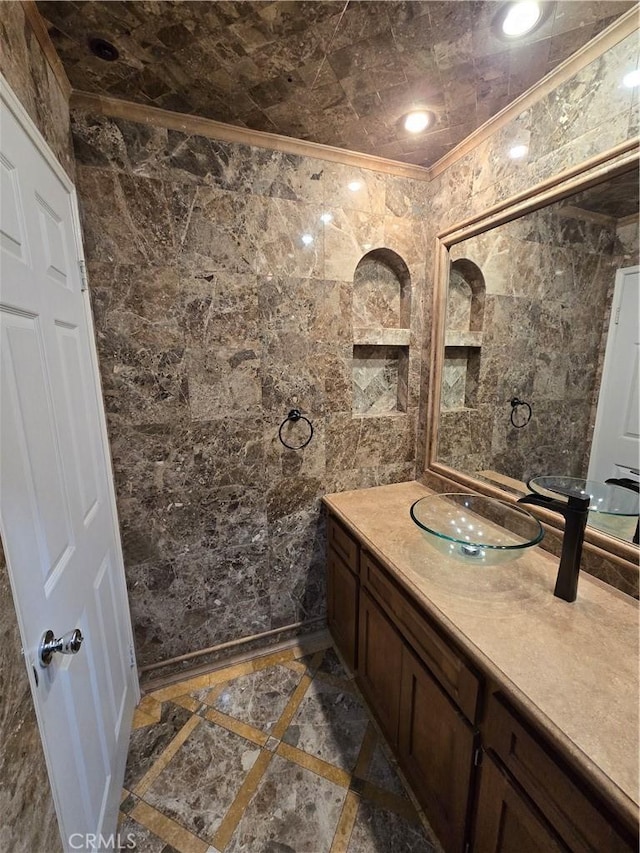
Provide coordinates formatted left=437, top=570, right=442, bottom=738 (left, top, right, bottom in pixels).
left=517, top=492, right=590, bottom=602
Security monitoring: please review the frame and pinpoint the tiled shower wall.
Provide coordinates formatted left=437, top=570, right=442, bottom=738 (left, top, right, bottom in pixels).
left=71, top=111, right=429, bottom=670
left=0, top=3, right=72, bottom=851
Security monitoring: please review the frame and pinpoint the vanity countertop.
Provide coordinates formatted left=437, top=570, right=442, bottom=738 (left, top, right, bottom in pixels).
left=323, top=480, right=639, bottom=822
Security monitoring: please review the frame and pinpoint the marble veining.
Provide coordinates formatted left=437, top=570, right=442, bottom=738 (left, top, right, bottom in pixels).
left=37, top=1, right=633, bottom=167
left=73, top=109, right=424, bottom=669
left=121, top=642, right=440, bottom=852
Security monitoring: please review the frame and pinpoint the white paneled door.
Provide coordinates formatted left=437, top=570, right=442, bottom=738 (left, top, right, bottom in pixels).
left=0, top=78, right=138, bottom=849
left=588, top=266, right=640, bottom=484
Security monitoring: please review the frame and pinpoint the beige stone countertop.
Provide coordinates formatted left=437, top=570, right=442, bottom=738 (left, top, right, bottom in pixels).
left=323, top=481, right=639, bottom=823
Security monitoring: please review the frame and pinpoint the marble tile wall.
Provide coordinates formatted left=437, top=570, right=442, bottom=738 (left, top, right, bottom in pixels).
left=418, top=30, right=639, bottom=588
left=0, top=0, right=73, bottom=177
left=441, top=206, right=619, bottom=483
left=0, top=4, right=72, bottom=850
left=71, top=110, right=427, bottom=669
left=419, top=30, right=639, bottom=471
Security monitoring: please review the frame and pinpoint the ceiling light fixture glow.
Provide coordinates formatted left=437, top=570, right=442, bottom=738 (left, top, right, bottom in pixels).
left=509, top=144, right=529, bottom=159
left=320, top=212, right=333, bottom=223
left=347, top=181, right=362, bottom=192
left=404, top=111, right=431, bottom=133
left=301, top=233, right=314, bottom=246
left=502, top=1, right=542, bottom=37
left=623, top=69, right=640, bottom=88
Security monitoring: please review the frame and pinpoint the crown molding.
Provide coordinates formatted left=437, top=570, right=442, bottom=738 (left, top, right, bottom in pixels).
left=21, top=0, right=71, bottom=99
left=69, top=90, right=432, bottom=181
left=428, top=5, right=640, bottom=179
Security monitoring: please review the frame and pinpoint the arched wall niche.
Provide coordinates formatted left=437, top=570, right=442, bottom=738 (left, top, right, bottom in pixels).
left=353, top=248, right=412, bottom=330
left=351, top=247, right=411, bottom=416
left=447, top=258, right=485, bottom=334
left=442, top=258, right=486, bottom=412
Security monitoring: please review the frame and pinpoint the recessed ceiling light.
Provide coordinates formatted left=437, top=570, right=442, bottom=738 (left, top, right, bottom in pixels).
left=347, top=181, right=362, bottom=192
left=623, top=69, right=640, bottom=88
left=88, top=37, right=119, bottom=61
left=301, top=233, right=314, bottom=246
left=320, top=212, right=333, bottom=223
left=509, top=144, right=529, bottom=159
left=403, top=111, right=432, bottom=134
left=501, top=2, right=542, bottom=37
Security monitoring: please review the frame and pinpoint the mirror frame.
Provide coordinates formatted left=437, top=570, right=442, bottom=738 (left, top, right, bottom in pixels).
left=425, top=139, right=640, bottom=567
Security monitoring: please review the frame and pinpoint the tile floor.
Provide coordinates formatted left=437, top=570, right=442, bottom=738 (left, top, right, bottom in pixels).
left=120, top=639, right=441, bottom=853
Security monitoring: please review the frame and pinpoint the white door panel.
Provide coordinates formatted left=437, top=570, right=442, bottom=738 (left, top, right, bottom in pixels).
left=0, top=76, right=138, bottom=849
left=589, top=267, right=640, bottom=484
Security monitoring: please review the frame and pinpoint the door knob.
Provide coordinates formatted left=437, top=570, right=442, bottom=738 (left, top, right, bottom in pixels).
left=39, top=628, right=84, bottom=667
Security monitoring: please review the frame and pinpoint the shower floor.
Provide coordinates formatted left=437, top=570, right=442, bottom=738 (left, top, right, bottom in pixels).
left=120, top=638, right=441, bottom=853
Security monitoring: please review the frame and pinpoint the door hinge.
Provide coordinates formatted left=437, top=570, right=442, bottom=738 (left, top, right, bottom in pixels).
left=78, top=259, right=88, bottom=292
left=474, top=745, right=483, bottom=767
left=614, top=304, right=621, bottom=324
left=129, top=643, right=136, bottom=669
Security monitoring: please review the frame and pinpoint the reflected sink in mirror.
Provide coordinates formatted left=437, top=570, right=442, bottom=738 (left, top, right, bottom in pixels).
left=528, top=476, right=639, bottom=543
left=410, top=493, right=544, bottom=565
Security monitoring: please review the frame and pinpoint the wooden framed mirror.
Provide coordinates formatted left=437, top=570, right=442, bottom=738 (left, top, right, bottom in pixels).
left=424, top=140, right=639, bottom=573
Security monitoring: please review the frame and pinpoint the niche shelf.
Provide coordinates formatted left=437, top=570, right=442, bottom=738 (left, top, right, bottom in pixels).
left=442, top=258, right=485, bottom=413
left=351, top=249, right=411, bottom=416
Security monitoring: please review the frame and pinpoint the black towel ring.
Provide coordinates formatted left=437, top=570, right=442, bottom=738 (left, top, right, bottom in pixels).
left=510, top=397, right=532, bottom=428
left=278, top=409, right=314, bottom=450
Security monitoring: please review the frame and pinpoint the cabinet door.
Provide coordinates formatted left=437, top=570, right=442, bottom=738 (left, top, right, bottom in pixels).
left=326, top=547, right=358, bottom=671
left=398, top=646, right=476, bottom=853
left=474, top=754, right=565, bottom=853
left=357, top=588, right=403, bottom=746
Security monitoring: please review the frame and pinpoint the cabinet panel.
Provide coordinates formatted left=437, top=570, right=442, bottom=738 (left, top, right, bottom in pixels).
left=485, top=694, right=637, bottom=853
left=474, top=754, right=565, bottom=853
left=326, top=546, right=358, bottom=671
left=399, top=645, right=476, bottom=853
left=327, top=514, right=359, bottom=574
left=357, top=588, right=402, bottom=746
left=362, top=550, right=480, bottom=723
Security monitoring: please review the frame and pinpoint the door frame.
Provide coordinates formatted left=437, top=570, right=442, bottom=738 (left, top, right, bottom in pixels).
left=587, top=264, right=640, bottom=483
left=0, top=72, right=140, bottom=840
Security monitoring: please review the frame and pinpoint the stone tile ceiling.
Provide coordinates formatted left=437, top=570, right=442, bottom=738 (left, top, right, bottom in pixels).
left=37, top=0, right=635, bottom=167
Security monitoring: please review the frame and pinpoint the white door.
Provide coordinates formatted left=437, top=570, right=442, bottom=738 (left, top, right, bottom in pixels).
left=588, top=266, right=640, bottom=484
left=0, top=78, right=138, bottom=849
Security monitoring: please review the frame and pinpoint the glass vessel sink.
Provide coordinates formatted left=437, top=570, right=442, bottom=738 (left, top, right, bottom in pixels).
left=527, top=476, right=639, bottom=516
left=410, top=493, right=544, bottom=565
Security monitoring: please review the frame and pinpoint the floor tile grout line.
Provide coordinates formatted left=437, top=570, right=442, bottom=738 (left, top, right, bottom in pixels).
left=351, top=721, right=378, bottom=779
left=269, top=666, right=317, bottom=740
left=202, top=706, right=269, bottom=748
left=132, top=714, right=202, bottom=798
left=148, top=644, right=325, bottom=703
left=356, top=779, right=422, bottom=824
left=130, top=799, right=209, bottom=853
left=328, top=719, right=377, bottom=853
left=211, top=749, right=273, bottom=852
left=276, top=741, right=351, bottom=789
left=329, top=790, right=360, bottom=853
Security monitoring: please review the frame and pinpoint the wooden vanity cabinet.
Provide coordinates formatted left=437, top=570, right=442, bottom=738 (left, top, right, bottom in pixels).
left=357, top=588, right=403, bottom=747
left=481, top=694, right=638, bottom=853
left=324, top=511, right=639, bottom=853
left=326, top=516, right=359, bottom=671
left=474, top=754, right=566, bottom=853
left=399, top=645, right=477, bottom=853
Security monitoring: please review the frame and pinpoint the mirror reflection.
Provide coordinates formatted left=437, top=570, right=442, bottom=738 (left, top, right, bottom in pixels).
left=437, top=164, right=639, bottom=544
